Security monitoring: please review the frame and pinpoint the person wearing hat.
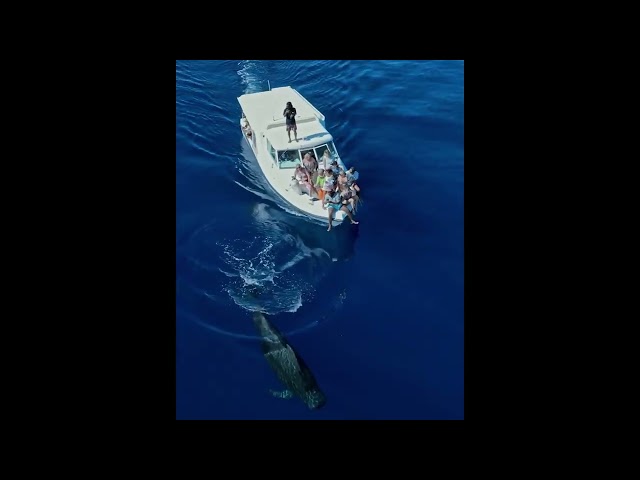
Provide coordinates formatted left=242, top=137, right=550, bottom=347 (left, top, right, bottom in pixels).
left=283, top=101, right=298, bottom=143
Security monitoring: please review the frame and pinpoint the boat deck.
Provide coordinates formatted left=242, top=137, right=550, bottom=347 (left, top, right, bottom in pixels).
left=237, top=86, right=325, bottom=133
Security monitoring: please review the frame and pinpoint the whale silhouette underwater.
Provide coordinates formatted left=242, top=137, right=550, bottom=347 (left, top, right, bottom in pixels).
left=252, top=311, right=326, bottom=410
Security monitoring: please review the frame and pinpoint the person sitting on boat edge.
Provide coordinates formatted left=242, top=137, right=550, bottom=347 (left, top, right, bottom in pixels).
left=346, top=166, right=360, bottom=194
left=336, top=169, right=360, bottom=209
left=241, top=115, right=252, bottom=139
left=283, top=101, right=298, bottom=143
left=338, top=183, right=358, bottom=213
left=329, top=158, right=347, bottom=174
left=289, top=176, right=303, bottom=195
left=295, top=165, right=318, bottom=199
left=324, top=185, right=359, bottom=232
left=341, top=179, right=360, bottom=213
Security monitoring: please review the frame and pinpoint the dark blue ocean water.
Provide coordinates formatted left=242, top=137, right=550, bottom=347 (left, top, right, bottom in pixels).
left=176, top=60, right=464, bottom=420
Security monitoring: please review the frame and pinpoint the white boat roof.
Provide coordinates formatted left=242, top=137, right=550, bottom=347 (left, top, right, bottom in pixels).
left=266, top=121, right=333, bottom=151
left=237, top=86, right=326, bottom=134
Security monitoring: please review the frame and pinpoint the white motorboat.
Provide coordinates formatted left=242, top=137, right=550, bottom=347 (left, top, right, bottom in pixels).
left=237, top=85, right=356, bottom=225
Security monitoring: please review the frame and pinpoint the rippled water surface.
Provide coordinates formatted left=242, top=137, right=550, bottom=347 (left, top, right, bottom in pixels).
left=176, top=60, right=464, bottom=419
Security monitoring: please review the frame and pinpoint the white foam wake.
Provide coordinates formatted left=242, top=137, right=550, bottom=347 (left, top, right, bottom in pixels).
left=237, top=60, right=266, bottom=94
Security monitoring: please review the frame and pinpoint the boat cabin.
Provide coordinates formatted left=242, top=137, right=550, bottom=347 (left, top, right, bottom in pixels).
left=238, top=86, right=345, bottom=169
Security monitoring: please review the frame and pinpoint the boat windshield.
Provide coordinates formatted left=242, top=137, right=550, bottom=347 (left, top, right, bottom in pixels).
left=312, top=142, right=336, bottom=161
left=278, top=141, right=339, bottom=169
left=278, top=149, right=301, bottom=169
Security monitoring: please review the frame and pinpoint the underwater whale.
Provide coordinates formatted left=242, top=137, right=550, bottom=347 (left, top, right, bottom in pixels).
left=252, top=311, right=326, bottom=410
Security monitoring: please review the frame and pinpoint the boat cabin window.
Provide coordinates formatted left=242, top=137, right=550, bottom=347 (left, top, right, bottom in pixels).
left=276, top=142, right=338, bottom=169
left=313, top=142, right=337, bottom=162
left=278, top=149, right=300, bottom=169
left=300, top=148, right=315, bottom=160
left=266, top=139, right=276, bottom=162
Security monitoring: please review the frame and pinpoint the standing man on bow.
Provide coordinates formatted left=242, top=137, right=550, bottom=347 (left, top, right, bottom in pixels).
left=283, top=101, right=298, bottom=143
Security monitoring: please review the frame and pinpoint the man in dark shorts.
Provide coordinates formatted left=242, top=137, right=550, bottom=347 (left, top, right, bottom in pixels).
left=283, top=101, right=298, bottom=143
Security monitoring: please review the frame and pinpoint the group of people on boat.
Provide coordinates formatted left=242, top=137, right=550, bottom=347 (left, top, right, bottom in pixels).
left=243, top=103, right=362, bottom=231
left=290, top=149, right=361, bottom=231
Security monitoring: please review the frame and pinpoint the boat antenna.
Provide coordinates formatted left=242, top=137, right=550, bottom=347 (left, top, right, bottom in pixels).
left=267, top=80, right=271, bottom=91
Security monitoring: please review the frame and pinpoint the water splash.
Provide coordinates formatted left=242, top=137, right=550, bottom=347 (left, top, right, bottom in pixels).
left=215, top=233, right=317, bottom=316
left=237, top=60, right=267, bottom=94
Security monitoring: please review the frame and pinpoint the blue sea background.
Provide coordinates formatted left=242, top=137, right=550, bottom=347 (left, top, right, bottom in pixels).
left=176, top=60, right=464, bottom=420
